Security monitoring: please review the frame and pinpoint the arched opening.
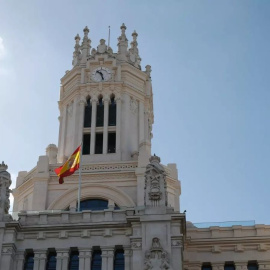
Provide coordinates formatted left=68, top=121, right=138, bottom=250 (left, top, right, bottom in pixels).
left=96, top=96, right=104, bottom=127
left=84, top=97, right=92, bottom=127
left=78, top=199, right=119, bottom=211
left=109, top=94, right=116, bottom=126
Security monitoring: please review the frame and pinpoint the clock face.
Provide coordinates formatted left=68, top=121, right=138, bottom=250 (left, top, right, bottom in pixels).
left=91, top=67, right=111, bottom=82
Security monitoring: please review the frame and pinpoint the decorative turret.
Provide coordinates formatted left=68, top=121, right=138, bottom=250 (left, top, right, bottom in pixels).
left=0, top=161, right=12, bottom=221
left=81, top=26, right=91, bottom=64
left=128, top=30, right=141, bottom=69
left=72, top=34, right=81, bottom=66
left=117, top=23, right=128, bottom=61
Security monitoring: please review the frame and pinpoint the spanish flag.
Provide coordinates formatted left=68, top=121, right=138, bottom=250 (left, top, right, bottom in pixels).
left=54, top=145, right=81, bottom=184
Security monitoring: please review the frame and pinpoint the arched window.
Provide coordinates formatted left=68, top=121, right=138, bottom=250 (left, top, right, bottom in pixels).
left=109, top=95, right=116, bottom=126
left=84, top=97, right=92, bottom=127
left=46, top=251, right=57, bottom=270
left=96, top=97, right=104, bottom=127
left=69, top=250, right=79, bottom=270
left=24, top=253, right=34, bottom=270
left=224, top=263, right=235, bottom=270
left=248, top=262, right=258, bottom=270
left=91, top=250, right=102, bottom=270
left=114, top=249, right=124, bottom=270
left=79, top=199, right=108, bottom=211
left=202, top=264, right=212, bottom=270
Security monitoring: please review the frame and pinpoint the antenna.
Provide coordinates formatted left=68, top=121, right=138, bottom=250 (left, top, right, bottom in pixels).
left=108, top=26, right=111, bottom=48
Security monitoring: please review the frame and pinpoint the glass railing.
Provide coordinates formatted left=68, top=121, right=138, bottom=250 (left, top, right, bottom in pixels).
left=192, top=220, right=255, bottom=228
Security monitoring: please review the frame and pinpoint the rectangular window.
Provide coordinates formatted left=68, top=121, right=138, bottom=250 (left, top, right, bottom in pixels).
left=69, top=250, right=79, bottom=270
left=24, top=253, right=34, bottom=270
left=91, top=250, right=102, bottom=270
left=95, top=133, right=103, bottom=154
left=83, top=134, right=90, bottom=155
left=108, top=132, right=116, bottom=153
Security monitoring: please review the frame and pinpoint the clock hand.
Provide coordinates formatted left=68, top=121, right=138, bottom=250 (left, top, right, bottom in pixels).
left=96, top=71, right=104, bottom=80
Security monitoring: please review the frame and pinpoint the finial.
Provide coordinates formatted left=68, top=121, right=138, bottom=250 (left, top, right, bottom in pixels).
left=75, top=34, right=81, bottom=41
left=121, top=23, right=127, bottom=30
left=149, top=155, right=161, bottom=163
left=83, top=26, right=89, bottom=34
left=0, top=161, right=8, bottom=172
left=132, top=30, right=138, bottom=40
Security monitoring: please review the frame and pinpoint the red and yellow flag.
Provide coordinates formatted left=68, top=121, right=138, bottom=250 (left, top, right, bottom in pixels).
left=54, top=145, right=81, bottom=184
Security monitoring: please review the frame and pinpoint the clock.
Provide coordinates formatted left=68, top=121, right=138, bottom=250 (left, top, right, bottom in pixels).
left=91, top=67, right=111, bottom=82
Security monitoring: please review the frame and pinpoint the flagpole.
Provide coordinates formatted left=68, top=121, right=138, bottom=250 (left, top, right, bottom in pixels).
left=77, top=141, right=83, bottom=211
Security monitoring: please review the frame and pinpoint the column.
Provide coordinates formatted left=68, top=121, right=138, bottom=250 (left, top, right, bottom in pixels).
left=103, top=97, right=109, bottom=154
left=115, top=96, right=121, bottom=154
left=58, top=106, right=67, bottom=163
left=56, top=249, right=69, bottom=270
left=139, top=100, right=144, bottom=143
left=123, top=246, right=132, bottom=270
left=101, top=247, right=114, bottom=270
left=33, top=250, right=47, bottom=270
left=15, top=251, right=25, bottom=270
left=78, top=248, right=91, bottom=270
left=0, top=245, right=15, bottom=270
left=212, top=262, right=225, bottom=270
left=77, top=98, right=86, bottom=147
left=90, top=98, right=98, bottom=155
left=235, top=262, right=248, bottom=270
left=258, top=261, right=270, bottom=270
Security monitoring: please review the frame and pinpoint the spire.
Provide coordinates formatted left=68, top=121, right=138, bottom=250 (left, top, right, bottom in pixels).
left=81, top=26, right=91, bottom=64
left=72, top=34, right=81, bottom=66
left=128, top=30, right=141, bottom=69
left=117, top=23, right=128, bottom=61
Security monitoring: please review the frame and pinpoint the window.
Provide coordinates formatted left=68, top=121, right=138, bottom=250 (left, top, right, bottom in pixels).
left=95, top=133, right=103, bottom=154
left=109, top=96, right=116, bottom=126
left=108, top=132, right=116, bottom=153
left=224, top=263, right=235, bottom=270
left=91, top=250, right=102, bottom=270
left=69, top=250, right=79, bottom=270
left=46, top=252, right=57, bottom=270
left=79, top=199, right=108, bottom=211
left=84, top=98, right=92, bottom=127
left=24, top=253, right=34, bottom=270
left=248, top=263, right=258, bottom=270
left=83, top=133, right=90, bottom=155
left=96, top=97, right=104, bottom=127
left=202, top=264, right=212, bottom=270
left=114, top=249, right=124, bottom=270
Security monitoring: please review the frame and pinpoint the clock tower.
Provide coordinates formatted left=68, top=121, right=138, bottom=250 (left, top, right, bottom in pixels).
left=9, top=24, right=185, bottom=270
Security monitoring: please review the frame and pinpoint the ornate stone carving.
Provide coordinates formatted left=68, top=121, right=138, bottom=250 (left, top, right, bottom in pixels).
left=144, top=238, right=172, bottom=270
left=0, top=162, right=12, bottom=220
left=67, top=102, right=73, bottom=117
left=97, top=39, right=107, bottom=54
left=131, top=242, right=142, bottom=249
left=144, top=155, right=168, bottom=207
left=130, top=97, right=138, bottom=114
left=172, top=240, right=182, bottom=247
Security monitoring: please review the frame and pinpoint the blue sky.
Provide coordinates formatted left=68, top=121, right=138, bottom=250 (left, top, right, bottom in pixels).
left=0, top=0, right=269, bottom=224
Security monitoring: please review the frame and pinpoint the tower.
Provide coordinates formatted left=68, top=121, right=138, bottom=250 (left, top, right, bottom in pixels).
left=6, top=24, right=185, bottom=270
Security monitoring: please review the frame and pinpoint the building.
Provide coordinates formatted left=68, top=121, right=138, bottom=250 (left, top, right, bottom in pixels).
left=0, top=24, right=269, bottom=270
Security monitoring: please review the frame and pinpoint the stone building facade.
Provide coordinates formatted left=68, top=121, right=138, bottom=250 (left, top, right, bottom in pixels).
left=0, top=24, right=269, bottom=270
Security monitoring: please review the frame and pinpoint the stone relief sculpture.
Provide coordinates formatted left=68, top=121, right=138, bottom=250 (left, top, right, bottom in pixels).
left=144, top=237, right=172, bottom=270
left=144, top=155, right=168, bottom=207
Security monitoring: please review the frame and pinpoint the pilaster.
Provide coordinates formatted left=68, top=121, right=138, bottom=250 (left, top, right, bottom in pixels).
left=14, top=251, right=25, bottom=270
left=123, top=246, right=132, bottom=270
left=57, top=105, right=67, bottom=163
left=90, top=98, right=98, bottom=155
left=103, top=97, right=109, bottom=154
left=116, top=96, right=122, bottom=155
left=0, top=244, right=16, bottom=270
left=78, top=248, right=91, bottom=270
left=101, top=247, right=114, bottom=270
left=33, top=250, right=47, bottom=270
left=56, top=249, right=69, bottom=270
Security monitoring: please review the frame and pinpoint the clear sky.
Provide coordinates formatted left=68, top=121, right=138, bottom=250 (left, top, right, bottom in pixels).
left=1, top=0, right=270, bottom=224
